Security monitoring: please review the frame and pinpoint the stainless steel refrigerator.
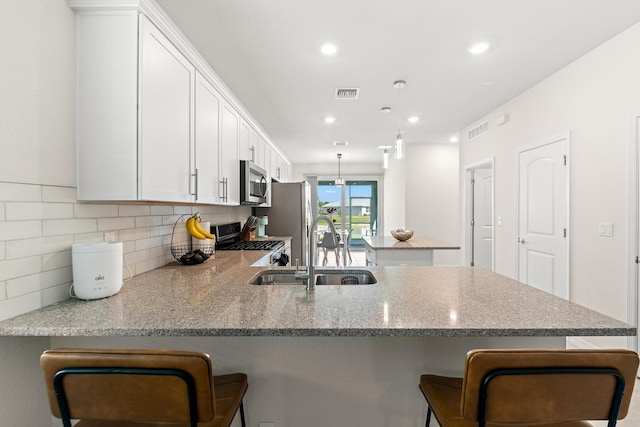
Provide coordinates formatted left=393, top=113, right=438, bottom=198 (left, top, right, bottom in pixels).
left=256, top=181, right=312, bottom=265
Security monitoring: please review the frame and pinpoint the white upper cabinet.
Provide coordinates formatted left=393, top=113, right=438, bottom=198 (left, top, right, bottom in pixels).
left=239, top=118, right=266, bottom=169
left=139, top=17, right=195, bottom=202
left=194, top=71, right=221, bottom=204
left=69, top=0, right=287, bottom=204
left=220, top=100, right=240, bottom=205
left=75, top=13, right=194, bottom=202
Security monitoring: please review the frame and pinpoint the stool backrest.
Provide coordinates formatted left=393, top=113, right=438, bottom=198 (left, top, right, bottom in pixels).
left=460, top=349, right=639, bottom=426
left=41, top=348, right=216, bottom=427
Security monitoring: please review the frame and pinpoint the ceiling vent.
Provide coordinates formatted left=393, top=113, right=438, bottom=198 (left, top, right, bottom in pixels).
left=468, top=120, right=489, bottom=140
left=335, top=88, right=360, bottom=99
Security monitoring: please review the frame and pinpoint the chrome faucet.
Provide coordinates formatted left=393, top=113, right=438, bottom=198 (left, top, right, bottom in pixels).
left=296, top=215, right=338, bottom=290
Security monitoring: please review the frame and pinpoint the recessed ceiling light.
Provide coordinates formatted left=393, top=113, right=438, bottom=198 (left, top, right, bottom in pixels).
left=333, top=141, right=348, bottom=147
left=380, top=107, right=391, bottom=113
left=467, top=42, right=490, bottom=55
left=449, top=136, right=459, bottom=143
left=324, top=116, right=336, bottom=124
left=407, top=116, right=419, bottom=123
left=321, top=44, right=337, bottom=55
left=481, top=81, right=496, bottom=86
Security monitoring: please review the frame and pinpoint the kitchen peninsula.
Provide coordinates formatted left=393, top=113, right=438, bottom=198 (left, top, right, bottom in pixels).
left=0, top=251, right=633, bottom=427
left=363, top=235, right=460, bottom=266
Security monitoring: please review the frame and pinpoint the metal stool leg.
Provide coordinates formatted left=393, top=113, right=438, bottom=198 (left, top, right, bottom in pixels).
left=240, top=401, right=246, bottom=427
left=426, top=406, right=432, bottom=427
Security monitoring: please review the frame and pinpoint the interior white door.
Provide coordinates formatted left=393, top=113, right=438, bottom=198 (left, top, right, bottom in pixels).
left=518, top=136, right=569, bottom=299
left=472, top=168, right=493, bottom=269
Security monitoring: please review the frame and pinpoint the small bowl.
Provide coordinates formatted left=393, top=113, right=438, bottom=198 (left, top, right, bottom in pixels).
left=391, top=229, right=414, bottom=241
left=171, top=244, right=215, bottom=265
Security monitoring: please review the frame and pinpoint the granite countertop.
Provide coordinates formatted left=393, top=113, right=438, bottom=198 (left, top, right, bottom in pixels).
left=362, top=236, right=460, bottom=250
left=0, top=249, right=633, bottom=337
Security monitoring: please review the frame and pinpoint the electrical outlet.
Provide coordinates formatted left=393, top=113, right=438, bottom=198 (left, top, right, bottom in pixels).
left=104, top=232, right=117, bottom=242
left=599, top=222, right=613, bottom=237
left=258, top=423, right=275, bottom=427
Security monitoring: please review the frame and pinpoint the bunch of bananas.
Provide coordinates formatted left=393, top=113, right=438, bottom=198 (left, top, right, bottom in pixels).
left=186, top=214, right=215, bottom=240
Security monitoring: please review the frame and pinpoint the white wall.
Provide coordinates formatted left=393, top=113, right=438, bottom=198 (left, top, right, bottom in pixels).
left=459, top=22, right=640, bottom=347
left=405, top=144, right=461, bottom=265
left=382, top=154, right=406, bottom=236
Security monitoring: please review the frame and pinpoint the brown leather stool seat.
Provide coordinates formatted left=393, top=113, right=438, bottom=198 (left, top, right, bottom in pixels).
left=41, top=348, right=248, bottom=427
left=419, top=349, right=639, bottom=427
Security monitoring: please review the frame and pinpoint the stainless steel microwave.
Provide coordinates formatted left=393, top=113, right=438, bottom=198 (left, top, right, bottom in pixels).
left=240, top=160, right=268, bottom=204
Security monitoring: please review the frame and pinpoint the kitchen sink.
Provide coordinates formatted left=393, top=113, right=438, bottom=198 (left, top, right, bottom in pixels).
left=249, top=269, right=377, bottom=286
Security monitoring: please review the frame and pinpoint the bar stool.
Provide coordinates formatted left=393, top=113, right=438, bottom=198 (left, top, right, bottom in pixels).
left=40, top=348, right=248, bottom=427
left=419, top=348, right=638, bottom=427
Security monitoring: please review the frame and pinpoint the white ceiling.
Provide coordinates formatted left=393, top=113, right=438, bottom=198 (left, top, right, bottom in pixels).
left=156, top=0, right=640, bottom=165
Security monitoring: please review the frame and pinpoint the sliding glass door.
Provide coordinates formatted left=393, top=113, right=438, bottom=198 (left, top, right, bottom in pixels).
left=317, top=180, right=378, bottom=248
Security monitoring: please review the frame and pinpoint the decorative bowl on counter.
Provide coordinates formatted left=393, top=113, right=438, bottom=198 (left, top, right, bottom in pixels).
left=171, top=244, right=214, bottom=265
left=391, top=229, right=414, bottom=241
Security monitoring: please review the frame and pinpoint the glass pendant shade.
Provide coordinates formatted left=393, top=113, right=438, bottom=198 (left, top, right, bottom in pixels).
left=335, top=153, right=344, bottom=187
left=395, top=132, right=404, bottom=159
left=382, top=149, right=389, bottom=169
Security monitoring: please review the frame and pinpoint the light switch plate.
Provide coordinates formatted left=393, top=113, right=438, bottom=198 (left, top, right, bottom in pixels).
left=599, top=222, right=613, bottom=237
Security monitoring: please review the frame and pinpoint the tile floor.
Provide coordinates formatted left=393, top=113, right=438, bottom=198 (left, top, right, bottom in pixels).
left=326, top=249, right=640, bottom=426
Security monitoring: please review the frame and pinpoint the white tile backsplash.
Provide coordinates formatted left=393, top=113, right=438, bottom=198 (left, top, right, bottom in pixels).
left=6, top=202, right=73, bottom=220
left=43, top=218, right=97, bottom=236
left=6, top=235, right=74, bottom=259
left=0, top=181, right=251, bottom=321
left=74, top=203, right=119, bottom=218
left=0, top=220, right=42, bottom=241
left=97, top=216, right=135, bottom=231
left=0, top=183, right=42, bottom=202
left=42, top=186, right=77, bottom=203
left=119, top=204, right=151, bottom=216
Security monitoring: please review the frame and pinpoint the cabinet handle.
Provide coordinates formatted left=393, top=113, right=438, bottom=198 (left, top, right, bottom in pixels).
left=223, top=177, right=228, bottom=202
left=220, top=177, right=227, bottom=202
left=250, top=146, right=255, bottom=163
left=276, top=167, right=280, bottom=179
left=192, top=169, right=199, bottom=199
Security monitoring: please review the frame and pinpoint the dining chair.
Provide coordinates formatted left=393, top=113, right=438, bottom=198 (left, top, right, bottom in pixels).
left=320, top=231, right=340, bottom=266
left=419, top=348, right=639, bottom=427
left=40, top=347, right=248, bottom=427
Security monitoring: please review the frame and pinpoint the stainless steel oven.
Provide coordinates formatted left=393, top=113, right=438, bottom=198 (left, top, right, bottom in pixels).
left=240, top=160, right=268, bottom=204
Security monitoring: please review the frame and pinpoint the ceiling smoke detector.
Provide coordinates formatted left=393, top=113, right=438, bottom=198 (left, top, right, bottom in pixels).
left=335, top=88, right=360, bottom=99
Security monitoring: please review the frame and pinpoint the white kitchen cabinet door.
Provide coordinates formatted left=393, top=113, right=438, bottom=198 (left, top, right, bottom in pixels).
left=194, top=72, right=221, bottom=204
left=139, top=16, right=194, bottom=202
left=239, top=118, right=252, bottom=162
left=220, top=101, right=240, bottom=205
left=256, top=135, right=266, bottom=169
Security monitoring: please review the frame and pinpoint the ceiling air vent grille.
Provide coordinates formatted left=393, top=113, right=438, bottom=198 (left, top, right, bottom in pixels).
left=468, top=120, right=489, bottom=140
left=335, top=88, right=360, bottom=99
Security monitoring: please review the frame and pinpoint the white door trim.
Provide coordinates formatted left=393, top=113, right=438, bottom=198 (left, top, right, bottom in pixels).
left=464, top=157, right=495, bottom=270
left=515, top=132, right=571, bottom=298
left=627, top=110, right=640, bottom=352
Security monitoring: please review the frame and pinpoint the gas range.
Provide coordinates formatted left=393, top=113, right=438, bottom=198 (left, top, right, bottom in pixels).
left=212, top=222, right=285, bottom=252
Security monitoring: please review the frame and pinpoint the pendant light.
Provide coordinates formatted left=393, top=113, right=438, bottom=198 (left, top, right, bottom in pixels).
left=395, top=131, right=404, bottom=159
left=393, top=80, right=406, bottom=159
left=335, top=153, right=345, bottom=187
left=378, top=146, right=391, bottom=169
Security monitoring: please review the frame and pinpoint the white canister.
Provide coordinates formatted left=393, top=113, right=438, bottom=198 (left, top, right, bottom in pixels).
left=72, top=242, right=123, bottom=300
